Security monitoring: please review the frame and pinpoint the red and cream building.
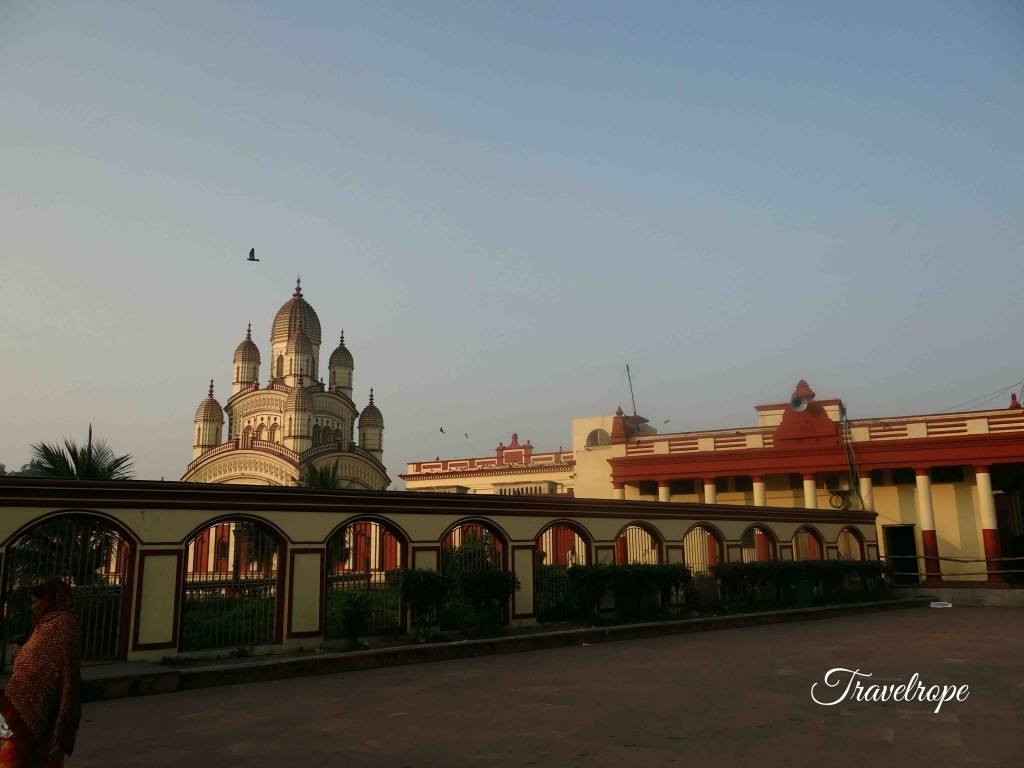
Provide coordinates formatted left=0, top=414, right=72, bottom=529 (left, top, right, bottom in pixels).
left=591, top=381, right=1024, bottom=585
left=401, top=433, right=575, bottom=496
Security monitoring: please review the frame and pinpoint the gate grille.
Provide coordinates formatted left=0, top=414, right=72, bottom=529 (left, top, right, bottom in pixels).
left=2, top=515, right=131, bottom=669
left=324, top=521, right=403, bottom=638
left=180, top=521, right=279, bottom=651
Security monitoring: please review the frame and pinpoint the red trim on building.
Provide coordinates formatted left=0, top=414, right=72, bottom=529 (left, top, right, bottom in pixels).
left=982, top=529, right=1003, bottom=583
left=920, top=529, right=942, bottom=583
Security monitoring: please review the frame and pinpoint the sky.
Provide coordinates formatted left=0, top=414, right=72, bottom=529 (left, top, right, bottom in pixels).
left=1, top=1, right=1022, bottom=483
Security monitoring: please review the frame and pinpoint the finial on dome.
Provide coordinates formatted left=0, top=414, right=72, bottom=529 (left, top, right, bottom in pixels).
left=1011, top=393, right=1021, bottom=409
left=340, top=330, right=345, bottom=345
left=369, top=387, right=375, bottom=404
left=615, top=406, right=624, bottom=416
left=245, top=322, right=252, bottom=340
left=294, top=276, right=302, bottom=298
left=208, top=379, right=215, bottom=398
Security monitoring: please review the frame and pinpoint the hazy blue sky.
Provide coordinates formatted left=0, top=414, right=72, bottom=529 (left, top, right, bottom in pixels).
left=2, top=1, right=1022, bottom=483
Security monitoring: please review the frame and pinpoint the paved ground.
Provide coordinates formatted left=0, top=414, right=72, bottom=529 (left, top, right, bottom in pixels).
left=68, top=607, right=1024, bottom=768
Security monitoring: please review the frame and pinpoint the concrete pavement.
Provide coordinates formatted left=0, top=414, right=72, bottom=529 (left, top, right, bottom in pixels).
left=67, top=606, right=1024, bottom=767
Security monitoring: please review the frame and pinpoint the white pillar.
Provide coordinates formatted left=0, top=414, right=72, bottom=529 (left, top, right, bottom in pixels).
left=658, top=483, right=671, bottom=502
left=915, top=470, right=936, bottom=531
left=915, top=468, right=942, bottom=582
left=974, top=468, right=998, bottom=530
left=859, top=471, right=874, bottom=511
left=703, top=479, right=717, bottom=505
left=802, top=474, right=817, bottom=509
left=752, top=476, right=766, bottom=507
left=613, top=483, right=625, bottom=501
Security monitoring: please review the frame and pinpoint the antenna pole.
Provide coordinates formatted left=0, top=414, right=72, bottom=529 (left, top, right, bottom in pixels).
left=626, top=365, right=638, bottom=417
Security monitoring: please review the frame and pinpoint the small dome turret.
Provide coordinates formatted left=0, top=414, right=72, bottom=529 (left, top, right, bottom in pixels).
left=193, top=380, right=224, bottom=459
left=284, top=372, right=315, bottom=414
left=359, top=388, right=385, bottom=459
left=359, top=389, right=384, bottom=429
left=232, top=323, right=261, bottom=394
left=195, top=380, right=224, bottom=422
left=329, top=331, right=354, bottom=369
left=328, top=330, right=355, bottom=397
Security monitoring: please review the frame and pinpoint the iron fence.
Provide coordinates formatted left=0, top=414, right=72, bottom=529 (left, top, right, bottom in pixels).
left=179, top=521, right=280, bottom=651
left=1, top=515, right=131, bottom=669
left=324, top=570, right=402, bottom=638
left=536, top=565, right=575, bottom=622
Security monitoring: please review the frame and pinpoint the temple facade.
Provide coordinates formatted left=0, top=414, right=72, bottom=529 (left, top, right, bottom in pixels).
left=182, top=279, right=390, bottom=489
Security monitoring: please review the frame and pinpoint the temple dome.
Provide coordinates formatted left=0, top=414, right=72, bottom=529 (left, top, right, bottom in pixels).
left=329, top=331, right=354, bottom=369
left=233, top=324, right=261, bottom=367
left=272, top=278, right=321, bottom=348
left=195, top=381, right=224, bottom=422
left=285, top=324, right=313, bottom=357
left=285, top=377, right=314, bottom=413
left=359, top=389, right=384, bottom=429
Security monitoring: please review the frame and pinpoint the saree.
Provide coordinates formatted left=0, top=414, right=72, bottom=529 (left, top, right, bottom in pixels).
left=0, top=580, right=82, bottom=768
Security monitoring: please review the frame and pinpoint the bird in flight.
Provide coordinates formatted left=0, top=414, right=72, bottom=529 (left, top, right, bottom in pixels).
left=439, top=427, right=445, bottom=434
left=247, top=248, right=259, bottom=262
left=464, top=433, right=469, bottom=439
left=664, top=420, right=671, bottom=424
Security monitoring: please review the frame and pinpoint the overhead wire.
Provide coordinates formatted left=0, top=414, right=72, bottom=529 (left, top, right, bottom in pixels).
left=935, top=377, right=1024, bottom=413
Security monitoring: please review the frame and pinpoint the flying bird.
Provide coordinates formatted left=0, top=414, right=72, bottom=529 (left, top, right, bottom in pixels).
left=439, top=427, right=445, bottom=434
left=464, top=433, right=469, bottom=439
left=664, top=420, right=671, bottom=424
left=247, top=248, right=259, bottom=262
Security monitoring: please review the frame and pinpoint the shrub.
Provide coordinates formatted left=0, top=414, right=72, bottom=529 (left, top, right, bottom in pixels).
left=339, top=591, right=372, bottom=646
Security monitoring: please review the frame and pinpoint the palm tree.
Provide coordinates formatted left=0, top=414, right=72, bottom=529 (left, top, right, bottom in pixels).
left=30, top=426, right=133, bottom=480
left=299, top=460, right=347, bottom=489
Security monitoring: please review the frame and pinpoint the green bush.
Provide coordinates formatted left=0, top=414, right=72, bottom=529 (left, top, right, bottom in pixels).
left=711, top=559, right=891, bottom=609
left=180, top=595, right=275, bottom=651
left=388, top=567, right=447, bottom=633
left=338, top=591, right=372, bottom=645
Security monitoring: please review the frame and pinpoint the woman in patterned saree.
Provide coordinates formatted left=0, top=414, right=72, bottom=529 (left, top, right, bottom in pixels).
left=0, top=580, right=82, bottom=768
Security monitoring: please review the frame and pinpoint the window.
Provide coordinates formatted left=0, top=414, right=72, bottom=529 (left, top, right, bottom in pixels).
left=715, top=477, right=728, bottom=493
left=789, top=473, right=803, bottom=490
left=734, top=476, right=753, bottom=492
left=931, top=466, right=964, bottom=484
left=638, top=481, right=658, bottom=497
left=892, top=468, right=916, bottom=486
left=824, top=475, right=841, bottom=491
left=670, top=479, right=696, bottom=495
left=586, top=429, right=611, bottom=447
left=871, top=469, right=886, bottom=486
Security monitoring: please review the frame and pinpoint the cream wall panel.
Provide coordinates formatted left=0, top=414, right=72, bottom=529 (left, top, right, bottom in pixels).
left=136, top=554, right=179, bottom=646
left=290, top=552, right=323, bottom=634
left=513, top=548, right=535, bottom=617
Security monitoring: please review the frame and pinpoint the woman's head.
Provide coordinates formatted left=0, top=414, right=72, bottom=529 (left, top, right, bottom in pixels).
left=31, top=579, right=73, bottom=625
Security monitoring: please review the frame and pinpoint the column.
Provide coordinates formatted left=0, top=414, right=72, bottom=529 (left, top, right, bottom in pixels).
left=974, top=466, right=1003, bottom=583
left=915, top=468, right=942, bottom=583
left=703, top=478, right=717, bottom=505
left=802, top=473, right=817, bottom=509
left=613, top=481, right=625, bottom=501
left=752, top=475, right=766, bottom=507
left=859, top=469, right=874, bottom=512
left=658, top=481, right=671, bottom=503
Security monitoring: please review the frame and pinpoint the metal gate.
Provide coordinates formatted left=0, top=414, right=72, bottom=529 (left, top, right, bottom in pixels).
left=440, top=525, right=506, bottom=631
left=1, top=515, right=132, bottom=669
left=180, top=520, right=280, bottom=651
left=324, top=520, right=403, bottom=638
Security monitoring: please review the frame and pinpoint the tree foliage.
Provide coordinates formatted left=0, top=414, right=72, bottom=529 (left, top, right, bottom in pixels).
left=29, top=429, right=133, bottom=480
left=299, top=461, right=348, bottom=489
